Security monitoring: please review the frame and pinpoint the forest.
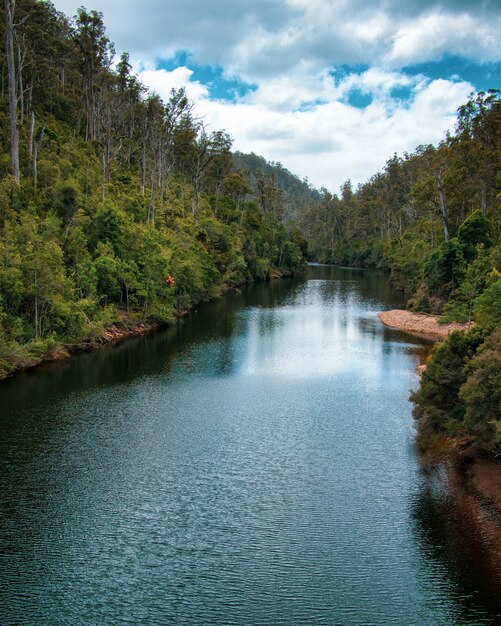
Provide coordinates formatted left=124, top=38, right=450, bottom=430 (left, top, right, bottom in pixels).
left=0, top=2, right=500, bottom=454
left=0, top=1, right=310, bottom=379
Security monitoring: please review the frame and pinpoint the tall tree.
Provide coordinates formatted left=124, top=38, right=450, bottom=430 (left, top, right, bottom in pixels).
left=73, top=8, right=114, bottom=141
left=4, top=0, right=19, bottom=181
left=189, top=126, right=232, bottom=221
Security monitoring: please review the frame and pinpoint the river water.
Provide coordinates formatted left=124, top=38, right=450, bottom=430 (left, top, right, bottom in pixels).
left=0, top=265, right=500, bottom=625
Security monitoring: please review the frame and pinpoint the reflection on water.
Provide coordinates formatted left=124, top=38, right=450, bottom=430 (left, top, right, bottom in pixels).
left=412, top=462, right=501, bottom=624
left=0, top=265, right=500, bottom=625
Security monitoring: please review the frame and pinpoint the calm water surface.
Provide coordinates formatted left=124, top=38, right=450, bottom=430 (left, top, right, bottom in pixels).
left=1, top=266, right=500, bottom=625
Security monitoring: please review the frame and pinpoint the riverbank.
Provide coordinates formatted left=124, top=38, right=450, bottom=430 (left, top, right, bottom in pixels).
left=378, top=309, right=473, bottom=339
left=0, top=317, right=163, bottom=381
left=0, top=269, right=297, bottom=382
left=387, top=306, right=501, bottom=518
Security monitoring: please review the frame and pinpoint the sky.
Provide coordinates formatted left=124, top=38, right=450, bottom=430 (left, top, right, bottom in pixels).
left=56, top=0, right=501, bottom=193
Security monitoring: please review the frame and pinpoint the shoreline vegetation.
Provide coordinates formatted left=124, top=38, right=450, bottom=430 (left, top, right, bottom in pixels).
left=378, top=309, right=501, bottom=513
left=0, top=268, right=295, bottom=381
left=378, top=309, right=501, bottom=517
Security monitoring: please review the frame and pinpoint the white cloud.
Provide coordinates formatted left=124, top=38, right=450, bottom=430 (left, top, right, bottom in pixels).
left=55, top=0, right=501, bottom=77
left=137, top=66, right=208, bottom=102
left=137, top=65, right=473, bottom=191
left=53, top=0, right=496, bottom=192
left=387, top=12, right=501, bottom=65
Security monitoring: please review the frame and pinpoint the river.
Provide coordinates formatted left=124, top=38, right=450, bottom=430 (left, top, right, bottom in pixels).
left=0, top=265, right=500, bottom=625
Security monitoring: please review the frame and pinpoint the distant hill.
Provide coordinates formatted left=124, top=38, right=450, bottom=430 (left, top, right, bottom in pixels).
left=233, top=151, right=321, bottom=220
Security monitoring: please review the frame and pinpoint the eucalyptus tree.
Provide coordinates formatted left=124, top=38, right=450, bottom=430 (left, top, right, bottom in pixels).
left=188, top=125, right=232, bottom=222
left=4, top=0, right=20, bottom=181
left=456, top=89, right=501, bottom=216
left=73, top=7, right=114, bottom=141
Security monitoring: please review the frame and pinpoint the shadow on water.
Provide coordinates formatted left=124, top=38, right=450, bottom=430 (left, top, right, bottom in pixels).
left=0, top=277, right=302, bottom=403
left=411, top=461, right=501, bottom=624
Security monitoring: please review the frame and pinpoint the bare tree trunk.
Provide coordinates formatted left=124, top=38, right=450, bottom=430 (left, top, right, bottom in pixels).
left=481, top=180, right=487, bottom=215
left=17, top=37, right=24, bottom=128
left=33, top=142, right=38, bottom=190
left=192, top=177, right=200, bottom=222
left=5, top=0, right=20, bottom=182
left=436, top=171, right=450, bottom=241
left=29, top=110, right=34, bottom=158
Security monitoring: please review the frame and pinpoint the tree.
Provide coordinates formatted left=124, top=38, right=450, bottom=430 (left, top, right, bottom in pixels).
left=411, top=327, right=486, bottom=430
left=4, top=0, right=20, bottom=181
left=73, top=8, right=114, bottom=141
left=457, top=209, right=492, bottom=261
left=189, top=126, right=232, bottom=221
left=460, top=330, right=501, bottom=453
left=474, top=279, right=501, bottom=329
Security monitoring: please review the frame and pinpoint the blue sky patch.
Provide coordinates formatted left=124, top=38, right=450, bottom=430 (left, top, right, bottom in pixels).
left=330, top=64, right=370, bottom=81
left=346, top=89, right=373, bottom=109
left=157, top=53, right=256, bottom=101
left=390, top=85, right=414, bottom=102
left=403, top=55, right=501, bottom=92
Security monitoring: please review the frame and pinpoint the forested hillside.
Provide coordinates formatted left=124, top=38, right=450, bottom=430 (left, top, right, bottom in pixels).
left=232, top=151, right=320, bottom=221
left=0, top=1, right=310, bottom=378
left=301, top=90, right=501, bottom=456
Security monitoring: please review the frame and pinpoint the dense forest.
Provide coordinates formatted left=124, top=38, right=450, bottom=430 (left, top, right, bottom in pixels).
left=0, top=3, right=499, bottom=453
left=0, top=1, right=311, bottom=378
left=301, top=89, right=501, bottom=456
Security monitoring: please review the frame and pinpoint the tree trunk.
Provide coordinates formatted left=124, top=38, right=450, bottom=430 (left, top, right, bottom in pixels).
left=481, top=179, right=487, bottom=215
left=436, top=171, right=450, bottom=241
left=29, top=110, right=34, bottom=158
left=192, top=177, right=200, bottom=222
left=5, top=0, right=20, bottom=182
left=17, top=37, right=24, bottom=128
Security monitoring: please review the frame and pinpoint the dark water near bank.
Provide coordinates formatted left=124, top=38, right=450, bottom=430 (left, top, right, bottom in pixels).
left=1, top=266, right=500, bottom=625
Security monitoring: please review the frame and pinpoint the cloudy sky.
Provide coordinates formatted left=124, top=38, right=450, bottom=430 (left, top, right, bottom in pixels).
left=56, top=0, right=500, bottom=192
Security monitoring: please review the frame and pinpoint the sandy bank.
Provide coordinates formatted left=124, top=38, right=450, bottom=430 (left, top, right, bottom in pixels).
left=378, top=309, right=473, bottom=339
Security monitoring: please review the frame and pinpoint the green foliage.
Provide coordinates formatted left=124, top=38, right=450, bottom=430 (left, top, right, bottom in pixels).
left=424, top=238, right=465, bottom=297
left=411, top=327, right=486, bottom=431
left=52, top=182, right=80, bottom=223
left=460, top=330, right=501, bottom=453
left=474, top=279, right=501, bottom=330
left=439, top=244, right=496, bottom=323
left=457, top=210, right=492, bottom=260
